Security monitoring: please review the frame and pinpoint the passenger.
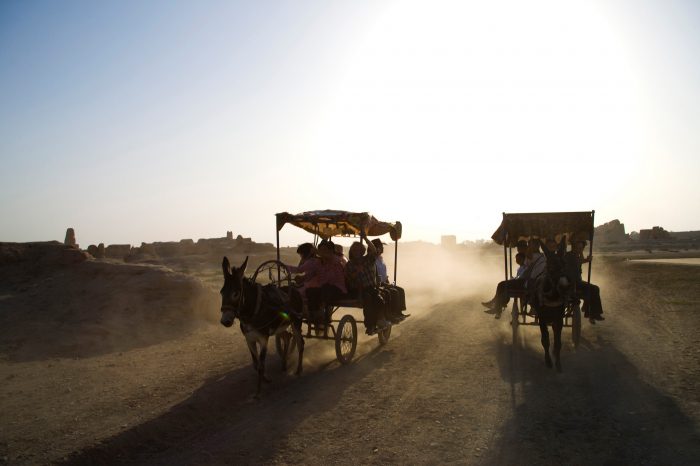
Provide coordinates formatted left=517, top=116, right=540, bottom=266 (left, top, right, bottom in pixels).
left=524, top=237, right=547, bottom=288
left=287, top=243, right=321, bottom=298
left=482, top=240, right=528, bottom=317
left=371, top=238, right=408, bottom=322
left=287, top=240, right=346, bottom=326
left=565, top=239, right=605, bottom=323
left=513, top=252, right=526, bottom=279
left=307, top=240, right=347, bottom=327
left=483, top=238, right=546, bottom=318
left=334, top=243, right=348, bottom=266
left=345, top=233, right=389, bottom=335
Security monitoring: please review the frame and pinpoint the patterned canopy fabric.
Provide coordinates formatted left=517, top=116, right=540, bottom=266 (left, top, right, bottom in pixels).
left=491, top=211, right=594, bottom=247
left=276, top=210, right=402, bottom=241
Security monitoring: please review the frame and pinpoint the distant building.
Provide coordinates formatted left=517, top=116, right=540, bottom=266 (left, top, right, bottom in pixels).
left=441, top=235, right=457, bottom=248
left=639, top=226, right=671, bottom=241
left=595, top=219, right=628, bottom=243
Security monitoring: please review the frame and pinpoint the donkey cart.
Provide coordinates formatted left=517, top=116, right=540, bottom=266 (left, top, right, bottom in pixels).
left=490, top=210, right=596, bottom=348
left=252, top=210, right=404, bottom=366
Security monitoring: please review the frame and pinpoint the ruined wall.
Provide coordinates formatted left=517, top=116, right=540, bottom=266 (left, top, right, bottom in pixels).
left=639, top=226, right=671, bottom=241
left=83, top=231, right=272, bottom=262
left=595, top=219, right=628, bottom=243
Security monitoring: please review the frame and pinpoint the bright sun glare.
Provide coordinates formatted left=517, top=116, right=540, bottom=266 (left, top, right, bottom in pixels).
left=309, top=1, right=647, bottom=241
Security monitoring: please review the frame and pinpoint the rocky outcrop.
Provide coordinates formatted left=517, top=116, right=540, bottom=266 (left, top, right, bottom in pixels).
left=105, top=244, right=132, bottom=260
left=0, top=242, right=88, bottom=266
left=595, top=219, right=628, bottom=243
left=639, top=226, right=671, bottom=241
left=138, top=242, right=158, bottom=257
left=0, top=259, right=218, bottom=361
left=96, top=243, right=105, bottom=259
left=64, top=228, right=77, bottom=247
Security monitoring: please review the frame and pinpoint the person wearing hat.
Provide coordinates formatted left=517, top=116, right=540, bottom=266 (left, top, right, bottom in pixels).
left=287, top=239, right=346, bottom=328
left=371, top=238, right=408, bottom=322
left=345, top=233, right=389, bottom=334
left=482, top=239, right=541, bottom=318
left=565, top=239, right=605, bottom=323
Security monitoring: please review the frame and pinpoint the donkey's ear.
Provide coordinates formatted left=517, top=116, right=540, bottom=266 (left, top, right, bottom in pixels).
left=239, top=256, right=249, bottom=274
left=222, top=256, right=231, bottom=277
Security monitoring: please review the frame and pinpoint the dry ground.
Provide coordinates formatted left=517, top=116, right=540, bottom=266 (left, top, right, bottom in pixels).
left=1, top=253, right=699, bottom=465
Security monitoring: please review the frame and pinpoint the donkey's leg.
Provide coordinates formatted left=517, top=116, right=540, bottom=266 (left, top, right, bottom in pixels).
left=256, top=337, right=270, bottom=397
left=293, top=320, right=305, bottom=376
left=260, top=336, right=271, bottom=383
left=540, top=320, right=552, bottom=368
left=279, top=331, right=289, bottom=373
left=553, top=315, right=563, bottom=372
left=245, top=337, right=259, bottom=371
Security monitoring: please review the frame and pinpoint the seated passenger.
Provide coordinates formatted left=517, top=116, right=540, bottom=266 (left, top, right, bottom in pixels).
left=334, top=243, right=348, bottom=266
left=482, top=240, right=527, bottom=316
left=286, top=243, right=321, bottom=298
left=483, top=238, right=546, bottom=318
left=371, top=238, right=408, bottom=322
left=565, top=239, right=605, bottom=323
left=345, top=233, right=389, bottom=335
left=287, top=240, right=346, bottom=326
left=513, top=252, right=526, bottom=278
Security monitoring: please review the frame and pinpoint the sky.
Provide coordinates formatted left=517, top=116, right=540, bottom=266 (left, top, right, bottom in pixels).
left=1, top=0, right=699, bottom=247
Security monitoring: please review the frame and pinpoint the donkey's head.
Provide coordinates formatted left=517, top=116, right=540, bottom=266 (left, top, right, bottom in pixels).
left=220, top=256, right=248, bottom=327
left=540, top=237, right=571, bottom=304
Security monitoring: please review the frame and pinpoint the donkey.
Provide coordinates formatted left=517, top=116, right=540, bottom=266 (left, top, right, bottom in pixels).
left=530, top=237, right=576, bottom=372
left=220, top=256, right=304, bottom=396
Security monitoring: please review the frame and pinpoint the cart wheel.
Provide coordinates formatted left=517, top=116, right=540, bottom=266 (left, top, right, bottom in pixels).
left=572, top=302, right=582, bottom=348
left=378, top=324, right=392, bottom=346
left=335, top=315, right=357, bottom=364
left=252, top=260, right=292, bottom=290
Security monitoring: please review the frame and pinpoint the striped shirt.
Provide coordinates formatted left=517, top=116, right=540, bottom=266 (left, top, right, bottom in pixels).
left=345, top=255, right=378, bottom=292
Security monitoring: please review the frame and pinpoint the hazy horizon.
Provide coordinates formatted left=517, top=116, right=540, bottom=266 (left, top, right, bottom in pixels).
left=6, top=213, right=698, bottom=250
left=2, top=0, right=699, bottom=247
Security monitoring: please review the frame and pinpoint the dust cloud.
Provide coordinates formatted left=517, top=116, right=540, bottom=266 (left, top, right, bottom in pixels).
left=382, top=242, right=503, bottom=316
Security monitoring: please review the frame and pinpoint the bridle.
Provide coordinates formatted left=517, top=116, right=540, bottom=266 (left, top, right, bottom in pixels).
left=221, top=278, right=264, bottom=325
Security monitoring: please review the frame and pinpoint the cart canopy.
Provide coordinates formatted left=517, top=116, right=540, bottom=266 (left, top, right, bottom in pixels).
left=491, top=211, right=594, bottom=247
left=276, top=210, right=402, bottom=241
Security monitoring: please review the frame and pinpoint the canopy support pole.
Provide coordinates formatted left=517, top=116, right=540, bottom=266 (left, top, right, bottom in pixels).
left=587, top=210, right=595, bottom=285
left=502, top=213, right=508, bottom=281
left=509, top=246, right=513, bottom=279
left=276, top=228, right=281, bottom=283
left=393, top=240, right=398, bottom=285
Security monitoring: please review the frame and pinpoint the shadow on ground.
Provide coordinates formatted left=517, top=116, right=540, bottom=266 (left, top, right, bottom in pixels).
left=62, top=345, right=393, bottom=465
left=485, top=332, right=700, bottom=465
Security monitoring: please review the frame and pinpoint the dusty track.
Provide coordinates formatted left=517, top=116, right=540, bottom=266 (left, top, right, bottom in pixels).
left=2, top=259, right=700, bottom=465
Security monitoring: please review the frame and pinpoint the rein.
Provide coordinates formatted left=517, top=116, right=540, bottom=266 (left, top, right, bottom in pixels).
left=239, top=280, right=286, bottom=334
left=240, top=279, right=263, bottom=317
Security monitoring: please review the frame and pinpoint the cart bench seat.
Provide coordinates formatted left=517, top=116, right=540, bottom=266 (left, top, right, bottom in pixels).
left=329, top=298, right=363, bottom=309
left=506, top=289, right=528, bottom=298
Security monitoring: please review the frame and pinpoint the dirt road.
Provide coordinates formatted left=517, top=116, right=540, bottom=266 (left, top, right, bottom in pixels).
left=2, top=258, right=700, bottom=465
